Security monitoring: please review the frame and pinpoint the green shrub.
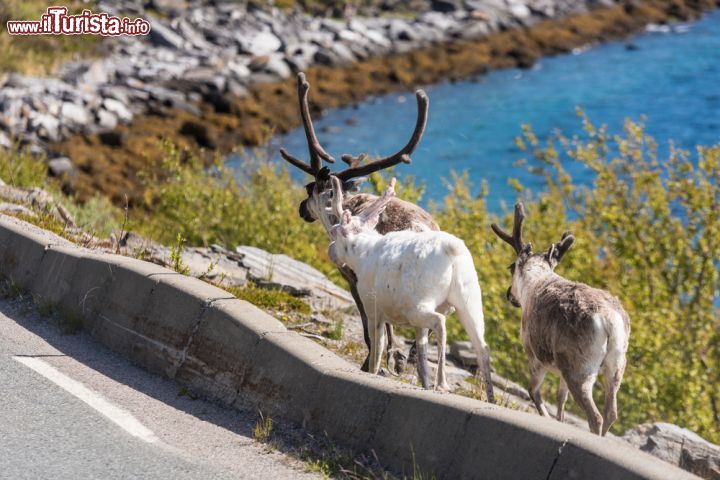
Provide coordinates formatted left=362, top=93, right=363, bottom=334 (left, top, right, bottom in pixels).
left=0, top=146, right=47, bottom=187
left=227, top=283, right=311, bottom=315
left=138, top=142, right=336, bottom=278
left=430, top=113, right=719, bottom=441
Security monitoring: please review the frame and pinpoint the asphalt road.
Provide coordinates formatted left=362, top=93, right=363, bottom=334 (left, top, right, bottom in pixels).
left=0, top=297, right=319, bottom=480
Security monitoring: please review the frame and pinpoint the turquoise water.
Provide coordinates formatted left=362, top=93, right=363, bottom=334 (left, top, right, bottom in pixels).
left=237, top=10, right=720, bottom=211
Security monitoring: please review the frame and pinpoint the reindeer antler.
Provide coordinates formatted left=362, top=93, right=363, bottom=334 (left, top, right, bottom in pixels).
left=281, top=73, right=429, bottom=183
left=279, top=73, right=335, bottom=176
left=491, top=202, right=526, bottom=254
left=358, top=177, right=396, bottom=224
left=329, top=175, right=345, bottom=220
left=336, top=91, right=429, bottom=181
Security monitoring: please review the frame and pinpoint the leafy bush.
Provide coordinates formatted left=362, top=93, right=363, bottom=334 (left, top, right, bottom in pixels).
left=431, top=114, right=719, bottom=441
left=138, top=142, right=336, bottom=278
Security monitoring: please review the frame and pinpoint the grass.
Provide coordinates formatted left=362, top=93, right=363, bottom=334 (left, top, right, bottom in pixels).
left=0, top=0, right=100, bottom=75
left=227, top=283, right=311, bottom=316
left=253, top=410, right=274, bottom=443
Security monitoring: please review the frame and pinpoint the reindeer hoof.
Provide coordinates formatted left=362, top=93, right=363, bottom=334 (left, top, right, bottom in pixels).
left=434, top=383, right=451, bottom=393
left=392, top=349, right=408, bottom=375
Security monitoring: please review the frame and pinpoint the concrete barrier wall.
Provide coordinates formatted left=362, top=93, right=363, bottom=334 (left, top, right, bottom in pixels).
left=0, top=215, right=698, bottom=480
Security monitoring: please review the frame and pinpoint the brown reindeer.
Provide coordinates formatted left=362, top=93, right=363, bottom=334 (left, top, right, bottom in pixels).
left=491, top=203, right=630, bottom=435
left=280, top=73, right=439, bottom=388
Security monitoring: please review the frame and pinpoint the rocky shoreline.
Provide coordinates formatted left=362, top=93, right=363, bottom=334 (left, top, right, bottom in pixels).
left=1, top=0, right=718, bottom=203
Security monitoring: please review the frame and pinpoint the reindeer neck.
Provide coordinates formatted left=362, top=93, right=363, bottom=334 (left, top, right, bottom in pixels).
left=518, top=265, right=562, bottom=308
left=342, top=193, right=377, bottom=215
left=340, top=230, right=381, bottom=271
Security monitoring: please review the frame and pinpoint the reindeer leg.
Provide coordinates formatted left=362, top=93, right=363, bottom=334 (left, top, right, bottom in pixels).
left=601, top=353, right=626, bottom=436
left=565, top=372, right=603, bottom=435
left=556, top=377, right=569, bottom=422
left=338, top=266, right=372, bottom=372
left=528, top=361, right=550, bottom=417
left=415, top=328, right=430, bottom=389
left=369, top=320, right=386, bottom=375
left=385, top=324, right=405, bottom=375
left=387, top=324, right=409, bottom=375
left=433, top=313, right=450, bottom=392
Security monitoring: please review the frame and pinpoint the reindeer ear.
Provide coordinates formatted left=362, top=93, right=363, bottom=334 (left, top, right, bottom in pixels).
left=341, top=210, right=352, bottom=226
left=546, top=244, right=557, bottom=262
left=551, top=232, right=575, bottom=264
left=343, top=177, right=367, bottom=192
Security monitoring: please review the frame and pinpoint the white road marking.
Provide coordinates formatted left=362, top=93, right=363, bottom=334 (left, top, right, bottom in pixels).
left=13, top=356, right=161, bottom=444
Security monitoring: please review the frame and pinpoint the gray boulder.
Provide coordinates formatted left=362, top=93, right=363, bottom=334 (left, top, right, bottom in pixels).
left=102, top=98, right=133, bottom=123
left=239, top=31, right=282, bottom=57
left=96, top=109, right=118, bottom=130
left=149, top=20, right=185, bottom=49
left=60, top=102, right=89, bottom=128
left=0, top=131, right=10, bottom=149
left=47, top=157, right=75, bottom=177
left=236, top=245, right=354, bottom=310
left=623, top=423, right=720, bottom=480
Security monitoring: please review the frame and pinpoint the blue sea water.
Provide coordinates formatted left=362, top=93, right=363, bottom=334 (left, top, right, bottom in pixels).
left=235, top=10, right=720, bottom=211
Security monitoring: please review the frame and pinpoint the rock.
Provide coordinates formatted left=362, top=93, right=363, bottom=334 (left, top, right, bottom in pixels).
left=148, top=0, right=187, bottom=17
left=61, top=60, right=109, bottom=87
left=311, top=313, right=333, bottom=325
left=263, top=54, right=292, bottom=79
left=314, top=43, right=356, bottom=67
left=236, top=245, right=354, bottom=311
left=60, top=102, right=89, bottom=128
left=227, top=61, right=251, bottom=81
left=457, top=20, right=490, bottom=40
left=31, top=113, right=60, bottom=142
left=450, top=341, right=478, bottom=367
left=96, top=109, right=118, bottom=130
left=239, top=30, right=282, bottom=57
left=0, top=131, right=10, bottom=149
left=388, top=19, right=418, bottom=42
left=623, top=423, right=720, bottom=480
left=285, top=42, right=318, bottom=71
left=226, top=79, right=249, bottom=98
left=248, top=55, right=269, bottom=71
left=102, top=98, right=133, bottom=123
left=47, top=157, right=75, bottom=177
left=508, top=1, right=532, bottom=21
left=148, top=20, right=185, bottom=49
left=183, top=67, right=226, bottom=91
left=0, top=203, right=35, bottom=217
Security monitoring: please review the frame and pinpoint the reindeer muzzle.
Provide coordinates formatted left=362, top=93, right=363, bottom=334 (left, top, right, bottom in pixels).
left=507, top=286, right=521, bottom=308
left=299, top=199, right=316, bottom=223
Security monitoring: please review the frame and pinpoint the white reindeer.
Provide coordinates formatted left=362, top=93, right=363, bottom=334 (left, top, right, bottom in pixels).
left=327, top=175, right=494, bottom=401
left=491, top=203, right=630, bottom=435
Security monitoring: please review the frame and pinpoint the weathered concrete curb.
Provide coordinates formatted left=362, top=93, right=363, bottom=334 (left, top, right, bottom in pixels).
left=0, top=215, right=698, bottom=480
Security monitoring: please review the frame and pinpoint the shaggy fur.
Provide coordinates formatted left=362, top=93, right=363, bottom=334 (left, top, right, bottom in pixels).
left=494, top=203, right=630, bottom=435
left=305, top=179, right=439, bottom=379
left=343, top=194, right=439, bottom=234
left=329, top=178, right=495, bottom=400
